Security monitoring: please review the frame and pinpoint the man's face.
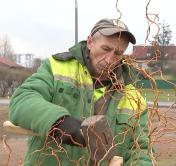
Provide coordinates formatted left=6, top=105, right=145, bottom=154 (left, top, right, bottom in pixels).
left=87, top=33, right=129, bottom=79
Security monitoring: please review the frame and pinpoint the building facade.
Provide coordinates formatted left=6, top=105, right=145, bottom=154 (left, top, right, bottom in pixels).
left=14, top=53, right=34, bottom=68
left=133, top=45, right=176, bottom=70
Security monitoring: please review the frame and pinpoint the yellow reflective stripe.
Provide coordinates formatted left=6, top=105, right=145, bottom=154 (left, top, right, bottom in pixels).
left=54, top=75, right=93, bottom=89
left=94, top=87, right=106, bottom=101
left=117, top=84, right=147, bottom=112
left=49, top=57, right=93, bottom=88
left=118, top=108, right=134, bottom=115
left=93, top=84, right=147, bottom=113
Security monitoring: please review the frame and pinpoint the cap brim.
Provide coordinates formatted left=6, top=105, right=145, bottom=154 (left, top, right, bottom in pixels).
left=99, top=28, right=136, bottom=44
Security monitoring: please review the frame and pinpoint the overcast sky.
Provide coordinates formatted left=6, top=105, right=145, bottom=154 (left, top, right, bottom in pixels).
left=0, top=0, right=175, bottom=58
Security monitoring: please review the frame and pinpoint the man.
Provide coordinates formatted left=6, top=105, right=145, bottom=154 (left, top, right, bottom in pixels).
left=9, top=18, right=153, bottom=165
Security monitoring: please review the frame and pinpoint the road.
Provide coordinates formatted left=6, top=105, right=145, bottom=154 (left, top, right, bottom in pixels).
left=1, top=99, right=175, bottom=107
left=0, top=99, right=10, bottom=106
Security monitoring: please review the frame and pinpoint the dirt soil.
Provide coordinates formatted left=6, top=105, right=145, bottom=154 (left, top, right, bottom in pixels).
left=1, top=105, right=176, bottom=166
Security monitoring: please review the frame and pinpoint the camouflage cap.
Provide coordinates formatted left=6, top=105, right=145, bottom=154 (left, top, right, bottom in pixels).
left=90, top=18, right=136, bottom=44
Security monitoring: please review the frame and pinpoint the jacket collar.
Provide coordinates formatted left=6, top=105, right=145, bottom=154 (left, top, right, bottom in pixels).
left=69, top=41, right=87, bottom=66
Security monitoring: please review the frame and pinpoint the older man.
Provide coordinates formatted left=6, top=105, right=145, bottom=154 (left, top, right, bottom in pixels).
left=9, top=18, right=153, bottom=165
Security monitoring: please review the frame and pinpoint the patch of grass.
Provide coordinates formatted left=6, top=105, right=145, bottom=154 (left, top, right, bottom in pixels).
left=157, top=159, right=176, bottom=166
left=140, top=89, right=176, bottom=102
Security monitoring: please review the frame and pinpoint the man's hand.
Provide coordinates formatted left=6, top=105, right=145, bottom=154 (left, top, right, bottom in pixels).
left=50, top=116, right=86, bottom=147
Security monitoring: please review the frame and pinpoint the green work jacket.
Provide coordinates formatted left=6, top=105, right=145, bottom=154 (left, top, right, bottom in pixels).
left=9, top=41, right=153, bottom=166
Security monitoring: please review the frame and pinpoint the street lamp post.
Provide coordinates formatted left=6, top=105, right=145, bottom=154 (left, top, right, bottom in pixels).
left=75, top=0, right=78, bottom=44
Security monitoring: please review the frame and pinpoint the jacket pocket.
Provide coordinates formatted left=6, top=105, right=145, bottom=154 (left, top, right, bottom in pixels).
left=116, top=108, right=136, bottom=127
left=53, top=82, right=81, bottom=115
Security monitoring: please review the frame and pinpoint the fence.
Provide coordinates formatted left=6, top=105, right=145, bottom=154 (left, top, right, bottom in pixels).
left=136, top=79, right=176, bottom=89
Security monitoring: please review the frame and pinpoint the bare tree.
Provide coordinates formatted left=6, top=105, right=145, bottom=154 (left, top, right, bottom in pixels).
left=32, top=58, right=42, bottom=72
left=157, top=21, right=172, bottom=72
left=0, top=35, right=14, bottom=60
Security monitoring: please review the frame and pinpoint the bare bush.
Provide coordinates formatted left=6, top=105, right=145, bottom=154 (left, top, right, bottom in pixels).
left=0, top=35, right=14, bottom=60
left=0, top=66, right=33, bottom=97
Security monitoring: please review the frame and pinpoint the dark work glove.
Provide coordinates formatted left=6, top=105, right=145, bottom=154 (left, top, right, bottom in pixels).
left=50, top=116, right=86, bottom=147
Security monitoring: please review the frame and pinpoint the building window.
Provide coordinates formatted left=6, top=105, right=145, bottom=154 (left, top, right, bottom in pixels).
left=146, top=53, right=151, bottom=57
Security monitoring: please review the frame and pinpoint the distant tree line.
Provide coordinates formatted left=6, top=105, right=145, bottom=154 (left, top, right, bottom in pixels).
left=0, top=66, right=34, bottom=97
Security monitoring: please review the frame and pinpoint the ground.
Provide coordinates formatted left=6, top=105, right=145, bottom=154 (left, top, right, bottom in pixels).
left=0, top=105, right=176, bottom=166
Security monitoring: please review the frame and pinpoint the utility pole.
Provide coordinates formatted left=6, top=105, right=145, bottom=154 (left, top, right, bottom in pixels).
left=75, top=0, right=78, bottom=44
